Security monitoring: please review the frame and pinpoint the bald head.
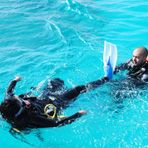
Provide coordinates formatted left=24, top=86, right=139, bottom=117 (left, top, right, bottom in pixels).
left=132, top=46, right=148, bottom=66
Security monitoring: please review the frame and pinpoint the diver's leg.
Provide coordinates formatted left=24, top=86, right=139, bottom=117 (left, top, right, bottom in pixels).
left=40, top=78, right=65, bottom=99
left=46, top=78, right=65, bottom=92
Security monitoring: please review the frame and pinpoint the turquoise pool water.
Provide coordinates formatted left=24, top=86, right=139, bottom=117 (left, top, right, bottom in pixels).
left=0, top=0, right=148, bottom=147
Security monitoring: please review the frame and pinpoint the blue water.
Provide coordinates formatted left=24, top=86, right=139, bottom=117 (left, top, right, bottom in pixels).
left=0, top=0, right=148, bottom=147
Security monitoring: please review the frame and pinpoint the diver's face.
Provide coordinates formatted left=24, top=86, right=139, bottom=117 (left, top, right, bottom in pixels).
left=132, top=49, right=146, bottom=66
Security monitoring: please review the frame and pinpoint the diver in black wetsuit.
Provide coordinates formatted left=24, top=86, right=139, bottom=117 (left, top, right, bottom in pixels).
left=115, top=46, right=148, bottom=82
left=0, top=76, right=108, bottom=130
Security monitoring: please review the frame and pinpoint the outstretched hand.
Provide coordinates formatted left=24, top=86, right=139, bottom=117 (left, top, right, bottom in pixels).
left=14, top=76, right=22, bottom=81
left=78, top=110, right=87, bottom=115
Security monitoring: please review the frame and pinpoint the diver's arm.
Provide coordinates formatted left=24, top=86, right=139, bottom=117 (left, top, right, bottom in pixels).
left=84, top=76, right=109, bottom=91
left=30, top=110, right=87, bottom=128
left=6, top=76, right=22, bottom=97
left=55, top=110, right=87, bottom=127
left=114, top=60, right=131, bottom=74
left=114, top=63, right=128, bottom=73
left=77, top=76, right=109, bottom=93
left=60, top=77, right=109, bottom=100
left=6, top=80, right=17, bottom=95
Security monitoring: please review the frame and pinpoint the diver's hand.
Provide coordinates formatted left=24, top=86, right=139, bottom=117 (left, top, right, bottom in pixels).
left=78, top=110, right=87, bottom=115
left=14, top=76, right=22, bottom=81
left=102, top=76, right=109, bottom=82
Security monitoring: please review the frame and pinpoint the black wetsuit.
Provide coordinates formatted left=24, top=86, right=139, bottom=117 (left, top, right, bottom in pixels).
left=115, top=59, right=148, bottom=82
left=1, top=77, right=108, bottom=130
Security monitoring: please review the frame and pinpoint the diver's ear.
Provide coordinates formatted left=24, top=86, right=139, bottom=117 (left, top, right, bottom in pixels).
left=146, top=56, right=148, bottom=62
